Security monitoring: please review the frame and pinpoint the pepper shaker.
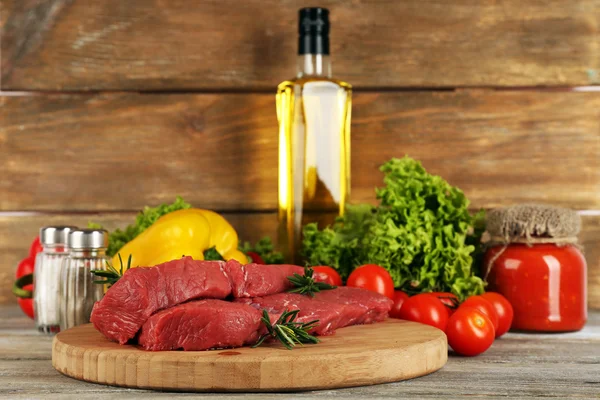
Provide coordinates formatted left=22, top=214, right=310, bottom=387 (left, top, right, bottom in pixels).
left=59, top=229, right=109, bottom=331
left=33, top=226, right=76, bottom=334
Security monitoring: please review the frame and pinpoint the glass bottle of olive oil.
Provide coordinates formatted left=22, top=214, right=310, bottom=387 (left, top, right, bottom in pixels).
left=277, top=7, right=352, bottom=263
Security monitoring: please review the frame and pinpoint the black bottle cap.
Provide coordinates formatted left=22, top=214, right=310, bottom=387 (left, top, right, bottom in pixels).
left=298, top=7, right=330, bottom=55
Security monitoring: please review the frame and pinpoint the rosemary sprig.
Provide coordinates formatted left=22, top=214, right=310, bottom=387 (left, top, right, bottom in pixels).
left=252, top=309, right=320, bottom=350
left=287, top=266, right=337, bottom=297
left=91, top=253, right=132, bottom=287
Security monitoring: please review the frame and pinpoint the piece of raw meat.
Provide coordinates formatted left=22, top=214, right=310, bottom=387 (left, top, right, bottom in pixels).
left=138, top=300, right=264, bottom=351
left=91, top=257, right=232, bottom=344
left=314, top=286, right=393, bottom=324
left=92, top=257, right=309, bottom=344
left=223, top=260, right=305, bottom=298
left=236, top=287, right=392, bottom=336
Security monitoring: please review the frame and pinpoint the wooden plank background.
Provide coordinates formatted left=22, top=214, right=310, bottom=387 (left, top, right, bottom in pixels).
left=1, top=0, right=600, bottom=310
left=1, top=0, right=600, bottom=90
left=1, top=91, right=599, bottom=212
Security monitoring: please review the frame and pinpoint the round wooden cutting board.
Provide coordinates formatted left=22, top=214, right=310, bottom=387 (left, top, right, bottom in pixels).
left=52, top=319, right=447, bottom=392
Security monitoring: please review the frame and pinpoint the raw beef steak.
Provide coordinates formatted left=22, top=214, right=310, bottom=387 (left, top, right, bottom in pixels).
left=237, top=287, right=391, bottom=336
left=138, top=300, right=263, bottom=351
left=224, top=260, right=305, bottom=298
left=91, top=257, right=231, bottom=344
left=314, top=287, right=393, bottom=324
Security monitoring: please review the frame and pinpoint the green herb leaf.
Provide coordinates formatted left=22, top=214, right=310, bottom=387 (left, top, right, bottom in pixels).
left=91, top=253, right=132, bottom=288
left=287, top=266, right=337, bottom=297
left=239, top=237, right=284, bottom=264
left=203, top=246, right=224, bottom=261
left=252, top=309, right=319, bottom=350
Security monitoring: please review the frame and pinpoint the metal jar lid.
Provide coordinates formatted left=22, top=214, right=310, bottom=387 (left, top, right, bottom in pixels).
left=68, top=229, right=109, bottom=250
left=39, top=226, right=78, bottom=246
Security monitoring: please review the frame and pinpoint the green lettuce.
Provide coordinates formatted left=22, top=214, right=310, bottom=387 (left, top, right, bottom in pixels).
left=239, top=237, right=285, bottom=264
left=301, top=157, right=484, bottom=300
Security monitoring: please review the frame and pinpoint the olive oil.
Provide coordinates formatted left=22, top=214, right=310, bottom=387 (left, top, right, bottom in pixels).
left=277, top=8, right=352, bottom=262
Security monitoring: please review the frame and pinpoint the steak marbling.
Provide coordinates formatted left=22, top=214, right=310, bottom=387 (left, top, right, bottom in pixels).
left=224, top=260, right=305, bottom=298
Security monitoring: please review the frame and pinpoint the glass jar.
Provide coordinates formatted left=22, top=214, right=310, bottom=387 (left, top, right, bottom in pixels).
left=59, top=229, right=109, bottom=331
left=33, top=226, right=76, bottom=334
left=485, top=243, right=587, bottom=332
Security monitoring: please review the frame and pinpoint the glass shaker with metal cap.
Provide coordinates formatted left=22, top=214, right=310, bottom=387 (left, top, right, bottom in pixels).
left=59, top=229, right=109, bottom=331
left=33, top=226, right=76, bottom=334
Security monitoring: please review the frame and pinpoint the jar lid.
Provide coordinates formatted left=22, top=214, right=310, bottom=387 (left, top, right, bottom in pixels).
left=486, top=204, right=580, bottom=241
left=40, top=226, right=78, bottom=246
left=68, top=229, right=109, bottom=250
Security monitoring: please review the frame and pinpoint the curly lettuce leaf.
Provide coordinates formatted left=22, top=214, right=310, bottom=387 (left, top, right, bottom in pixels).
left=301, top=204, right=374, bottom=279
left=239, top=237, right=285, bottom=264
left=301, top=157, right=485, bottom=300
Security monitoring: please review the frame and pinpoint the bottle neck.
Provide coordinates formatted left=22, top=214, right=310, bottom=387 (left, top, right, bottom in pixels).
left=297, top=54, right=332, bottom=78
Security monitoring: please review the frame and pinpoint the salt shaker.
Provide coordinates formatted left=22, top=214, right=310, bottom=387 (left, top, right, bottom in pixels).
left=33, top=226, right=76, bottom=334
left=59, top=229, right=109, bottom=331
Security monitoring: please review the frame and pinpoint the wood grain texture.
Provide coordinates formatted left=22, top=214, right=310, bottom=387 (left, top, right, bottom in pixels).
left=580, top=214, right=600, bottom=310
left=2, top=212, right=600, bottom=309
left=52, top=320, right=447, bottom=391
left=2, top=90, right=599, bottom=212
left=2, top=0, right=600, bottom=90
left=2, top=305, right=599, bottom=398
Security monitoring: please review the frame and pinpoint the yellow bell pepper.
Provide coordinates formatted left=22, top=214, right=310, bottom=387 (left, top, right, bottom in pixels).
left=113, top=208, right=248, bottom=268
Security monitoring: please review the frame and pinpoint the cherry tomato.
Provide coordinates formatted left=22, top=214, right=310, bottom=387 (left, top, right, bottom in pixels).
left=481, top=292, right=514, bottom=337
left=447, top=306, right=495, bottom=356
left=246, top=252, right=265, bottom=264
left=347, top=264, right=395, bottom=299
left=427, top=292, right=459, bottom=316
left=17, top=283, right=34, bottom=320
left=461, top=295, right=499, bottom=333
left=389, top=291, right=410, bottom=319
left=15, top=256, right=35, bottom=279
left=397, top=293, right=449, bottom=331
left=312, top=266, right=343, bottom=287
left=29, top=236, right=43, bottom=258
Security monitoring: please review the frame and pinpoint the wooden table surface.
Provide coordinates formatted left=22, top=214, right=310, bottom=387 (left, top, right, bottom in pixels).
left=1, top=305, right=599, bottom=399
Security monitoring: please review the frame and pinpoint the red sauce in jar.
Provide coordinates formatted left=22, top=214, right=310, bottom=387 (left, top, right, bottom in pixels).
left=485, top=244, right=587, bottom=332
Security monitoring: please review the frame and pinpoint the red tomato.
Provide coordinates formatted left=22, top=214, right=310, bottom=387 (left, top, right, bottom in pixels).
left=347, top=264, right=395, bottom=299
left=246, top=252, right=265, bottom=264
left=312, top=266, right=343, bottom=287
left=29, top=236, right=43, bottom=258
left=447, top=306, right=495, bottom=356
left=15, top=256, right=35, bottom=279
left=427, top=292, right=459, bottom=316
left=481, top=292, right=514, bottom=337
left=397, top=293, right=449, bottom=331
left=461, top=296, right=499, bottom=333
left=389, top=291, right=410, bottom=319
